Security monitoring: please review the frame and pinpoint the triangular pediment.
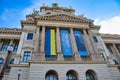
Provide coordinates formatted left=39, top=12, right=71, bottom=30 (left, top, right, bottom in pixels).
left=35, top=13, right=93, bottom=23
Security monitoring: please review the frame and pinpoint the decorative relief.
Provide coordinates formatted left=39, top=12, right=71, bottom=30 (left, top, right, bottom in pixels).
left=35, top=13, right=93, bottom=24
left=96, top=43, right=104, bottom=52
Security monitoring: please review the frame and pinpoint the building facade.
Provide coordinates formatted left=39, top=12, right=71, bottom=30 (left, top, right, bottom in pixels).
left=0, top=3, right=120, bottom=80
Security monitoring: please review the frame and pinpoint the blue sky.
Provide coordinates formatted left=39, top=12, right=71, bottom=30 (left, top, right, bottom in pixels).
left=0, top=0, right=120, bottom=34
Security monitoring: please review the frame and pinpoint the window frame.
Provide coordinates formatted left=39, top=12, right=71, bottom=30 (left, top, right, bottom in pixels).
left=0, top=42, right=9, bottom=51
left=93, top=36, right=98, bottom=43
left=22, top=51, right=31, bottom=62
left=27, top=33, right=33, bottom=40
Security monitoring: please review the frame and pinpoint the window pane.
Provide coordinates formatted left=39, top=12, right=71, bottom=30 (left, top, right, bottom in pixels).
left=46, top=73, right=57, bottom=80
left=13, top=43, right=18, bottom=52
left=86, top=72, right=95, bottom=80
left=66, top=73, right=77, bottom=80
left=93, top=36, right=98, bottom=43
left=74, top=30, right=88, bottom=57
left=1, top=42, right=9, bottom=51
left=27, top=33, right=33, bottom=40
left=23, top=51, right=31, bottom=62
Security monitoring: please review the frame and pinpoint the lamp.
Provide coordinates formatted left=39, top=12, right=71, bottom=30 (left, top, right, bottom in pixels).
left=17, top=69, right=22, bottom=80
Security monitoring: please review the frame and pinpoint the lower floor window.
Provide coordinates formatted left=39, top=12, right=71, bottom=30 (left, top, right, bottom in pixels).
left=86, top=72, right=95, bottom=80
left=45, top=73, right=57, bottom=80
left=66, top=73, right=77, bottom=80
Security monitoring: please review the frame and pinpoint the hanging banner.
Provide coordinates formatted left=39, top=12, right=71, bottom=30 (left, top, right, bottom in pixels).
left=50, top=29, right=56, bottom=55
left=45, top=28, right=56, bottom=57
left=45, top=28, right=51, bottom=56
left=74, top=30, right=88, bottom=57
left=60, top=30, right=72, bottom=57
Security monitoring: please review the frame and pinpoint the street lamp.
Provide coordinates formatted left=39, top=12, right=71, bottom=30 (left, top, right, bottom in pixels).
left=17, top=69, right=22, bottom=80
left=0, top=45, right=13, bottom=79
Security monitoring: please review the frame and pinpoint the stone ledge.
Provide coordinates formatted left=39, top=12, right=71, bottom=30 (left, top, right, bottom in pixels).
left=29, top=60, right=107, bottom=64
left=10, top=64, right=29, bottom=67
left=107, top=64, right=119, bottom=67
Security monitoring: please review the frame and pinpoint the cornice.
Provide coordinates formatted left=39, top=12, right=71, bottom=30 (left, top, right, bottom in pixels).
left=0, top=28, right=22, bottom=34
left=29, top=60, right=107, bottom=64
left=101, top=34, right=120, bottom=39
left=21, top=20, right=36, bottom=28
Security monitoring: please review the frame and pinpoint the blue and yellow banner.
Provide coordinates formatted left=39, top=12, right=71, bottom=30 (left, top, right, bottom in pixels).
left=45, top=28, right=56, bottom=56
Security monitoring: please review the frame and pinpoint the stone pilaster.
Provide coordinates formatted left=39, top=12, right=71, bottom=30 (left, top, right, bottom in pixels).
left=40, top=26, right=45, bottom=53
left=40, top=26, right=45, bottom=60
left=56, top=27, right=62, bottom=53
left=112, top=44, right=120, bottom=61
left=83, top=29, right=93, bottom=54
left=34, top=26, right=40, bottom=52
left=17, top=31, right=26, bottom=54
left=97, top=35, right=110, bottom=61
left=88, top=30, right=97, bottom=53
left=70, top=28, right=81, bottom=61
left=56, top=27, right=63, bottom=61
left=10, top=39, right=13, bottom=45
left=87, top=30, right=99, bottom=61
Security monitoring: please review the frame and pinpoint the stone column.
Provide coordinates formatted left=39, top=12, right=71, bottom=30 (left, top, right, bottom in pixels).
left=87, top=30, right=99, bottom=61
left=83, top=29, right=93, bottom=54
left=112, top=44, right=120, bottom=60
left=97, top=35, right=109, bottom=61
left=88, top=30, right=97, bottom=53
left=70, top=28, right=81, bottom=61
left=39, top=26, right=46, bottom=60
left=34, top=26, right=40, bottom=52
left=56, top=27, right=63, bottom=61
left=10, top=39, right=13, bottom=45
left=17, top=30, right=26, bottom=54
left=40, top=26, right=45, bottom=53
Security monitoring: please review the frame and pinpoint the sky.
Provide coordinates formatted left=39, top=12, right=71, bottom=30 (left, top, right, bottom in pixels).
left=0, top=0, right=120, bottom=34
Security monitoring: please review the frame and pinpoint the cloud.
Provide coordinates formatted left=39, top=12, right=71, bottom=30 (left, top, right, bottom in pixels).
left=22, top=0, right=43, bottom=19
left=94, top=16, right=120, bottom=34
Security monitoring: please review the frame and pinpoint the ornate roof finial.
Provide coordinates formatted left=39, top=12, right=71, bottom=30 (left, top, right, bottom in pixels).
left=33, top=8, right=39, bottom=15
left=43, top=3, right=45, bottom=6
left=52, top=3, right=58, bottom=7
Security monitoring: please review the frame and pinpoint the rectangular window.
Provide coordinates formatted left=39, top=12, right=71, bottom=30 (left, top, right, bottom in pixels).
left=0, top=42, right=9, bottom=51
left=100, top=53, right=105, bottom=61
left=23, top=51, right=31, bottom=62
left=93, top=36, right=98, bottom=43
left=13, top=43, right=18, bottom=52
left=106, top=45, right=113, bottom=54
left=27, top=33, right=33, bottom=40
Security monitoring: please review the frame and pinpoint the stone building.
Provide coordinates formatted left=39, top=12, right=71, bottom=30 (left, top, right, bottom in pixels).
left=0, top=3, right=120, bottom=80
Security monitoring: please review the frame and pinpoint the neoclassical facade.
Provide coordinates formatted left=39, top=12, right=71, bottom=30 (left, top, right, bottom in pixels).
left=0, top=3, right=120, bottom=80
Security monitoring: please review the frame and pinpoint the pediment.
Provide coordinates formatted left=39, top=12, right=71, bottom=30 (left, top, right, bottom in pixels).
left=35, top=13, right=93, bottom=23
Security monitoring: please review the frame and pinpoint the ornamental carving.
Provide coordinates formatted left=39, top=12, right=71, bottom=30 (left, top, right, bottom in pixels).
left=35, top=13, right=93, bottom=24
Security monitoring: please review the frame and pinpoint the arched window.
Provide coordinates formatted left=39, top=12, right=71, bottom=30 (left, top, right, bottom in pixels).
left=0, top=58, right=4, bottom=68
left=66, top=70, right=77, bottom=80
left=45, top=70, right=58, bottom=80
left=86, top=70, right=96, bottom=80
